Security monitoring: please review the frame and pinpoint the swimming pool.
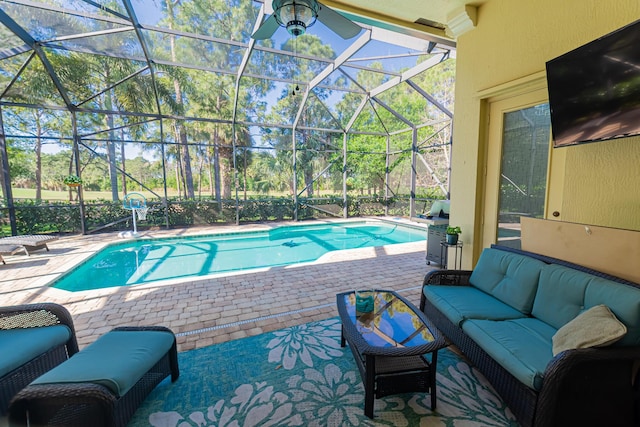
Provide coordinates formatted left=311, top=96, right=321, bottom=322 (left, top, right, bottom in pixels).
left=52, top=221, right=427, bottom=292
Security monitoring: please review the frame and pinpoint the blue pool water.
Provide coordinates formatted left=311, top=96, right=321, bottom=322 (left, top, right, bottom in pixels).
left=52, top=221, right=427, bottom=292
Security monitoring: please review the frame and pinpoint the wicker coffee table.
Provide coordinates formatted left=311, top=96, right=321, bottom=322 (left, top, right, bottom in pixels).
left=336, top=289, right=446, bottom=418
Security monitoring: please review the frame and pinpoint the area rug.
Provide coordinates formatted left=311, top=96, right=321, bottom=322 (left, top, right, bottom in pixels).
left=128, top=318, right=519, bottom=427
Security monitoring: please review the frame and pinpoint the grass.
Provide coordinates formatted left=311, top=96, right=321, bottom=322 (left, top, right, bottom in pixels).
left=8, top=188, right=342, bottom=202
left=10, top=188, right=168, bottom=201
left=11, top=188, right=111, bottom=201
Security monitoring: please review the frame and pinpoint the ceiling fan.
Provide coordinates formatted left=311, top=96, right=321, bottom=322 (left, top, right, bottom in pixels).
left=252, top=0, right=361, bottom=40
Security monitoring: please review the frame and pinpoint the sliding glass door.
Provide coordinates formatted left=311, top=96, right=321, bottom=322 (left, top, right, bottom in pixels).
left=483, top=89, right=551, bottom=249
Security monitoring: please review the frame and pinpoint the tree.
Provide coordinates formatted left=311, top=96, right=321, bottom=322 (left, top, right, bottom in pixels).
left=153, top=0, right=273, bottom=200
left=332, top=57, right=456, bottom=197
left=0, top=47, right=80, bottom=199
left=261, top=35, right=337, bottom=197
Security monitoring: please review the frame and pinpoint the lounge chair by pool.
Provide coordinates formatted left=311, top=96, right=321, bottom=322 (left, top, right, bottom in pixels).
left=0, top=235, right=58, bottom=257
left=0, top=244, right=27, bottom=264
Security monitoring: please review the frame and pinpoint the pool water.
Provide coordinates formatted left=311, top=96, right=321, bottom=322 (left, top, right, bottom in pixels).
left=53, top=221, right=427, bottom=291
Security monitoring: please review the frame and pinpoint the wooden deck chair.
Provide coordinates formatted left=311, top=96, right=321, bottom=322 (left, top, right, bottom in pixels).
left=0, top=244, right=27, bottom=264
left=0, top=235, right=58, bottom=255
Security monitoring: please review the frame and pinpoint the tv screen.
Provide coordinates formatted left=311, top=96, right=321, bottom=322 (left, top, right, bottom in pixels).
left=546, top=19, right=640, bottom=147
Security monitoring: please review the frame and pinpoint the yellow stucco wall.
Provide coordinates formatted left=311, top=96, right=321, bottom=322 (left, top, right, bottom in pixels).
left=560, top=137, right=640, bottom=230
left=451, top=0, right=640, bottom=266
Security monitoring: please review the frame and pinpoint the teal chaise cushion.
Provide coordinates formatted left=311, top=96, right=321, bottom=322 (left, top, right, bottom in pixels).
left=33, top=329, right=175, bottom=397
left=0, top=325, right=72, bottom=378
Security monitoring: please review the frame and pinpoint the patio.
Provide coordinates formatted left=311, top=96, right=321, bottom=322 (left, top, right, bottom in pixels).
left=2, top=1, right=639, bottom=425
left=0, top=219, right=434, bottom=352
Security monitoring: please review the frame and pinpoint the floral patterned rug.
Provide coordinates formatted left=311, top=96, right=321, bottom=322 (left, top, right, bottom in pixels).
left=128, top=318, right=519, bottom=427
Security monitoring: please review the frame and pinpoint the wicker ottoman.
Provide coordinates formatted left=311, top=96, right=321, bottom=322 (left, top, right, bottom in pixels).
left=8, top=326, right=179, bottom=427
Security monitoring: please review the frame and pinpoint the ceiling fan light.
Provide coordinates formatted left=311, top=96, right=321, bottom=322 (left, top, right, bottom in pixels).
left=286, top=22, right=305, bottom=36
left=275, top=0, right=318, bottom=36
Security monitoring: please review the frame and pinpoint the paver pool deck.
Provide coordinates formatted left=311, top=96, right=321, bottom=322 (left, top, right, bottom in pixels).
left=0, top=218, right=437, bottom=352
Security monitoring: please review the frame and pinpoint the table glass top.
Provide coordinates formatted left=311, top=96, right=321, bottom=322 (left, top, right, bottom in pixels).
left=342, top=291, right=435, bottom=348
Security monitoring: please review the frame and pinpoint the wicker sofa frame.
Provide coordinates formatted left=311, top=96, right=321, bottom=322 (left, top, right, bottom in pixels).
left=8, top=325, right=180, bottom=427
left=419, top=245, right=640, bottom=427
left=0, top=303, right=79, bottom=415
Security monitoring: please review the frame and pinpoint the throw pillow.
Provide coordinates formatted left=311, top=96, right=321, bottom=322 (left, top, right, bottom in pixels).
left=552, top=304, right=627, bottom=356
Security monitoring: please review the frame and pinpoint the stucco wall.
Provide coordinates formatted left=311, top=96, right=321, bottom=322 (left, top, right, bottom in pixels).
left=451, top=0, right=640, bottom=266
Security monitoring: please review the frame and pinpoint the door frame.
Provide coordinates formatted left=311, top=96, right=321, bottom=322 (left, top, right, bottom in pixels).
left=479, top=74, right=552, bottom=249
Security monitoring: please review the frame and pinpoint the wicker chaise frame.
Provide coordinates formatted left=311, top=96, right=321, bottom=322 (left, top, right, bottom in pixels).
left=419, top=245, right=640, bottom=427
left=0, top=303, right=79, bottom=415
left=8, top=326, right=180, bottom=427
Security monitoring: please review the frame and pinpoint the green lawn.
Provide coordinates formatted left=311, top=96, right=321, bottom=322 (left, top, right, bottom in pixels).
left=10, top=188, right=168, bottom=201
left=11, top=188, right=112, bottom=201
left=8, top=188, right=336, bottom=202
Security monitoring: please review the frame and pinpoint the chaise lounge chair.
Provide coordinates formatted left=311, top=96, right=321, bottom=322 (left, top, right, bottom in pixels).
left=9, top=326, right=179, bottom=427
left=0, top=234, right=59, bottom=256
left=0, top=244, right=27, bottom=264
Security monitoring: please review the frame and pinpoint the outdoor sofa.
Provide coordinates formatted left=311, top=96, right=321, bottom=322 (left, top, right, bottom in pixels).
left=0, top=303, right=78, bottom=415
left=420, top=245, right=640, bottom=427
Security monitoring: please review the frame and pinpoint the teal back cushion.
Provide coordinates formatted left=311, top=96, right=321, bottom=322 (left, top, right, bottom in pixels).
left=469, top=248, right=546, bottom=314
left=531, top=264, right=591, bottom=329
left=584, top=277, right=640, bottom=346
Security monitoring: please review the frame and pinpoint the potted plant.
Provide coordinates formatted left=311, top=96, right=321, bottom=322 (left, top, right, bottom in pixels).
left=63, top=174, right=82, bottom=187
left=446, top=225, right=461, bottom=245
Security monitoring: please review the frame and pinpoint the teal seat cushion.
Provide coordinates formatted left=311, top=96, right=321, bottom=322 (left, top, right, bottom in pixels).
left=584, top=277, right=640, bottom=346
left=531, top=264, right=591, bottom=329
left=423, top=285, right=526, bottom=327
left=33, top=330, right=174, bottom=397
left=462, top=318, right=556, bottom=391
left=0, top=325, right=71, bottom=378
left=469, top=248, right=546, bottom=314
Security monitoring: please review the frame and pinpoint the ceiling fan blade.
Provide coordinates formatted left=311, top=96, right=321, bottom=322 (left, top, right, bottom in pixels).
left=316, top=2, right=361, bottom=39
left=252, top=14, right=279, bottom=40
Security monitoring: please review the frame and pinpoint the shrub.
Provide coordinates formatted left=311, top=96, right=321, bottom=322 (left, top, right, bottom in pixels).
left=62, top=175, right=82, bottom=186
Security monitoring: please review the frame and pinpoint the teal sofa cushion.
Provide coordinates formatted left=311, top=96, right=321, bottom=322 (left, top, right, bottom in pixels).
left=584, top=277, right=640, bottom=346
left=462, top=317, right=556, bottom=391
left=531, top=264, right=591, bottom=329
left=423, top=285, right=526, bottom=327
left=469, top=248, right=546, bottom=314
left=0, top=325, right=71, bottom=378
left=33, top=330, right=174, bottom=397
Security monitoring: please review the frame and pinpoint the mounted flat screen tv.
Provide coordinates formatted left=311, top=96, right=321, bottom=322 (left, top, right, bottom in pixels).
left=546, top=19, right=640, bottom=147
